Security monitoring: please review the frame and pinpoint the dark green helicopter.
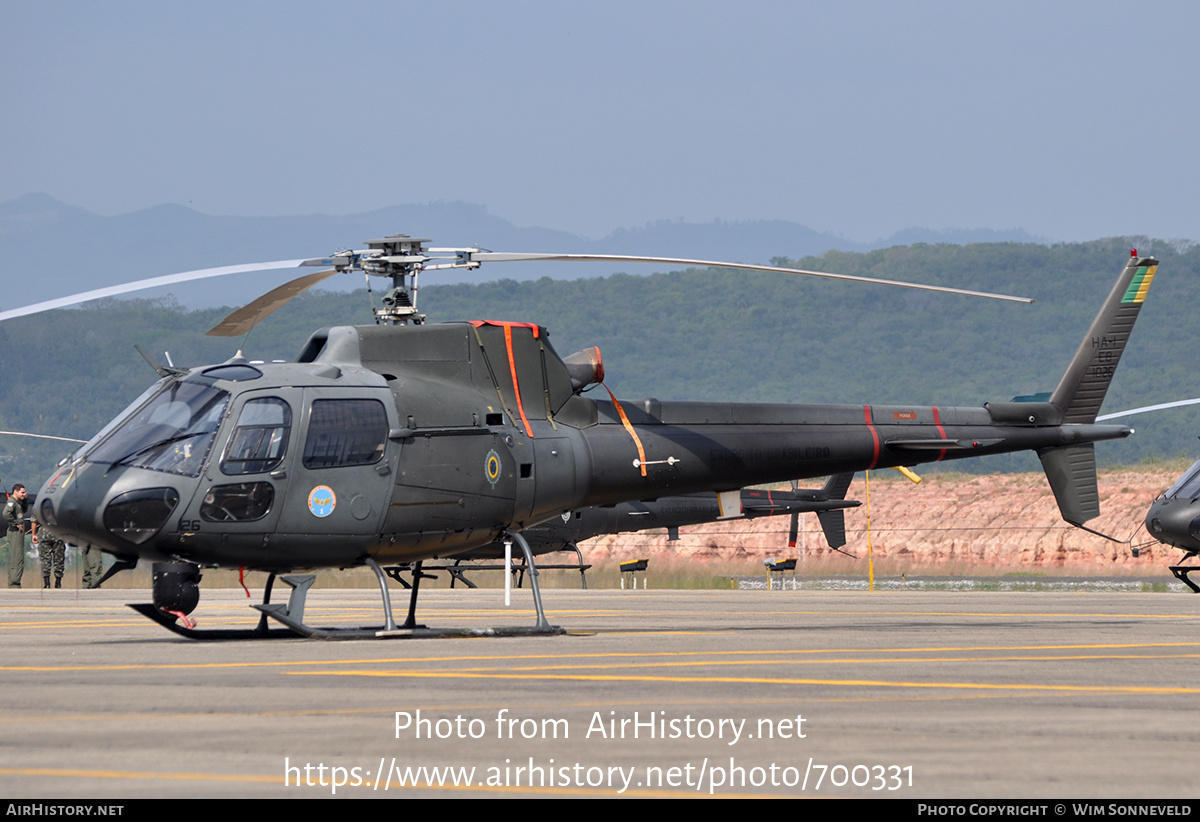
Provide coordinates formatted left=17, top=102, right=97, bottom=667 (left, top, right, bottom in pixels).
left=11, top=238, right=1156, bottom=638
left=1141, top=460, right=1200, bottom=591
left=1076, top=399, right=1200, bottom=592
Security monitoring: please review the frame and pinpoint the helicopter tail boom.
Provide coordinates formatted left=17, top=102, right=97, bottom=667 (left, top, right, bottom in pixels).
left=579, top=255, right=1153, bottom=528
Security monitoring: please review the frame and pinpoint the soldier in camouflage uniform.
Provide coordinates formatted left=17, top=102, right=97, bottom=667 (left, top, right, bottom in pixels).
left=34, top=522, right=65, bottom=589
left=5, top=485, right=28, bottom=588
left=82, top=545, right=103, bottom=589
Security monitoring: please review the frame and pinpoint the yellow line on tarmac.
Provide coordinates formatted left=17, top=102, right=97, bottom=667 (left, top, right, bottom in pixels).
left=0, top=766, right=275, bottom=785
left=293, top=669, right=1200, bottom=695
left=341, top=651, right=1200, bottom=676
left=0, top=706, right=404, bottom=725
left=0, top=619, right=145, bottom=630
left=4, top=640, right=1200, bottom=673
left=0, top=766, right=759, bottom=798
left=644, top=609, right=1200, bottom=621
left=0, top=689, right=1062, bottom=729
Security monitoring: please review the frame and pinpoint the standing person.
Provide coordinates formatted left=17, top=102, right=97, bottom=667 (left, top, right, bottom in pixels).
left=5, top=485, right=28, bottom=588
left=34, top=521, right=65, bottom=589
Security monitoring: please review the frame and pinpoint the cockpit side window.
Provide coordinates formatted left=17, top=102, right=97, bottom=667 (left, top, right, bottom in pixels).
left=221, top=398, right=292, bottom=475
left=302, top=399, right=387, bottom=469
left=1166, top=459, right=1200, bottom=500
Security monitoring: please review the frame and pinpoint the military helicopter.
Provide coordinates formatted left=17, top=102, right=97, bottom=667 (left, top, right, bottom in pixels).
left=438, top=474, right=860, bottom=588
left=1140, top=461, right=1200, bottom=591
left=1082, top=400, right=1200, bottom=592
left=16, top=236, right=1156, bottom=638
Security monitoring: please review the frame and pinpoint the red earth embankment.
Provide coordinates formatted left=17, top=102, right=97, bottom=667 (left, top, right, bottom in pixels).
left=582, top=466, right=1182, bottom=575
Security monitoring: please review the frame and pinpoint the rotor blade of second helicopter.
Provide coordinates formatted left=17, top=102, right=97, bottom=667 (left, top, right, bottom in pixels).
left=1096, top=397, right=1200, bottom=421
left=0, top=431, right=86, bottom=444
left=0, top=258, right=311, bottom=322
left=206, top=268, right=340, bottom=336
left=469, top=253, right=1035, bottom=303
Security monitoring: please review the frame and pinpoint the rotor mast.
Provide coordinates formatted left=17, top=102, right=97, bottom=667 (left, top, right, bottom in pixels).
left=303, top=232, right=485, bottom=326
left=361, top=234, right=431, bottom=325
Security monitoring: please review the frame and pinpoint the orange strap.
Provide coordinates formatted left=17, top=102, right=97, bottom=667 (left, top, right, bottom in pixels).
left=502, top=324, right=534, bottom=438
left=863, top=405, right=879, bottom=470
left=603, top=385, right=647, bottom=477
left=932, top=406, right=947, bottom=463
left=469, top=320, right=540, bottom=338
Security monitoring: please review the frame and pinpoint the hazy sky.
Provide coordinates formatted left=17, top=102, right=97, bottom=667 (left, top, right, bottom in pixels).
left=4, top=1, right=1197, bottom=243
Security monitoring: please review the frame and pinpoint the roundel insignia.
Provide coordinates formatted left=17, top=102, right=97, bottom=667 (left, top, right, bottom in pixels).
left=485, top=449, right=502, bottom=487
left=307, top=485, right=337, bottom=518
left=561, top=511, right=571, bottom=523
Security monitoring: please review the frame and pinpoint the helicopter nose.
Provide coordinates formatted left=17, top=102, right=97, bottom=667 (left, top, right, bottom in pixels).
left=39, top=469, right=98, bottom=545
left=1145, top=497, right=1200, bottom=551
left=39, top=463, right=183, bottom=555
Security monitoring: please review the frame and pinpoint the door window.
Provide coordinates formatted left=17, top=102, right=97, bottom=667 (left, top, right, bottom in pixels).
left=221, top=398, right=292, bottom=475
left=302, top=399, right=388, bottom=469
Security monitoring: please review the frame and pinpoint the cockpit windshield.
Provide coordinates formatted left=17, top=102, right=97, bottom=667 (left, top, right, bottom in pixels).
left=85, top=381, right=230, bottom=477
left=1165, top=459, right=1200, bottom=500
left=71, top=381, right=164, bottom=464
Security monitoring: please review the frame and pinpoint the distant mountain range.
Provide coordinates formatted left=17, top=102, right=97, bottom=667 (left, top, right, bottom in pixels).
left=0, top=193, right=1048, bottom=310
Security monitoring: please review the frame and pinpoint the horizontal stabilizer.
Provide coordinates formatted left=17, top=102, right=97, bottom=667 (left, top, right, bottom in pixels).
left=743, top=498, right=859, bottom=514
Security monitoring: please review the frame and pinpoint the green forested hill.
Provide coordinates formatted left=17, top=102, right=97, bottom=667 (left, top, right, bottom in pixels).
left=2, top=238, right=1197, bottom=485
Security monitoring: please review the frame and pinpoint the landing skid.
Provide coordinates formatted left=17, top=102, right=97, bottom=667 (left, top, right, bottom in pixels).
left=1169, top=564, right=1200, bottom=594
left=127, top=603, right=298, bottom=639
left=256, top=604, right=564, bottom=640
left=130, top=533, right=564, bottom=639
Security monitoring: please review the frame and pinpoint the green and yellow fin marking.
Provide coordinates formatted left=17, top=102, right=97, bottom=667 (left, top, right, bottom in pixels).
left=1121, top=264, right=1157, bottom=304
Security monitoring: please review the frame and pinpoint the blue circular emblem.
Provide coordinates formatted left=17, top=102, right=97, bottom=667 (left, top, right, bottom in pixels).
left=307, top=485, right=337, bottom=518
left=485, top=449, right=502, bottom=487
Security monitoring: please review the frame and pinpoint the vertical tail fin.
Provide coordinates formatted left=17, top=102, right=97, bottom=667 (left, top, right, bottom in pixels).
left=815, top=473, right=854, bottom=548
left=1049, top=254, right=1158, bottom=423
left=1039, top=254, right=1157, bottom=525
left=1038, top=443, right=1099, bottom=526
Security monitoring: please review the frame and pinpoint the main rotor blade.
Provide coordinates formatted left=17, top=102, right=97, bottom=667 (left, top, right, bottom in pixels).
left=469, top=253, right=1035, bottom=303
left=206, top=268, right=340, bottom=336
left=0, top=259, right=310, bottom=322
left=1096, top=397, right=1200, bottom=421
left=0, top=431, right=86, bottom=444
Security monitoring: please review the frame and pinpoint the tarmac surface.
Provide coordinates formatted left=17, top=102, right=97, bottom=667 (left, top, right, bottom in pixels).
left=2, top=583, right=1198, bottom=798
